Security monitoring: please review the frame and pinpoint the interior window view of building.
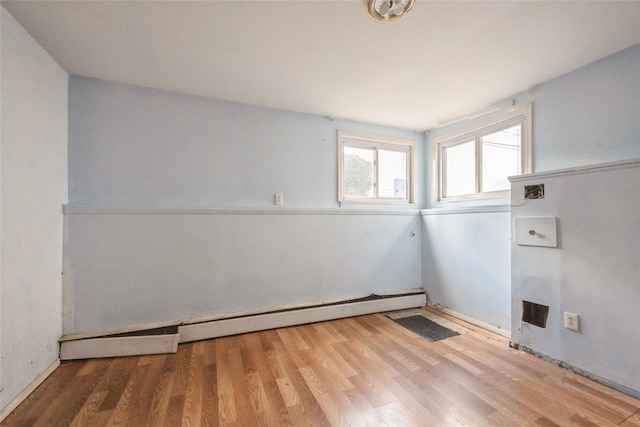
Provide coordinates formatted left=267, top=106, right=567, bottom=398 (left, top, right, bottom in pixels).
left=1, top=1, right=639, bottom=425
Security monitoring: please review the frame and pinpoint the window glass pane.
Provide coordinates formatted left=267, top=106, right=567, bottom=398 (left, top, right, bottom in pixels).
left=378, top=149, right=407, bottom=199
left=343, top=146, right=374, bottom=198
left=339, top=131, right=415, bottom=204
left=444, top=141, right=475, bottom=197
left=482, top=125, right=521, bottom=192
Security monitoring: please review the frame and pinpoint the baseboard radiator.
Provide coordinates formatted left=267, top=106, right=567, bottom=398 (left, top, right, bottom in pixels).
left=60, top=289, right=426, bottom=360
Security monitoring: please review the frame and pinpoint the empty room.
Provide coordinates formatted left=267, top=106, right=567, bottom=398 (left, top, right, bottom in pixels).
left=1, top=1, right=639, bottom=426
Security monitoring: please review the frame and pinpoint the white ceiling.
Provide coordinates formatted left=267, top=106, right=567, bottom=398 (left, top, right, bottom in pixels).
left=3, top=1, right=639, bottom=130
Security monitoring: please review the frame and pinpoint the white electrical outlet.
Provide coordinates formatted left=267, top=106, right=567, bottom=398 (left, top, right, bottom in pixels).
left=564, top=312, right=579, bottom=331
left=275, top=193, right=284, bottom=206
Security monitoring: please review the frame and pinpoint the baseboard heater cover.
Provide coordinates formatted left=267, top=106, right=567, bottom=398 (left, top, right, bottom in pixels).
left=179, top=292, right=426, bottom=343
left=60, top=334, right=180, bottom=361
left=59, top=290, right=426, bottom=359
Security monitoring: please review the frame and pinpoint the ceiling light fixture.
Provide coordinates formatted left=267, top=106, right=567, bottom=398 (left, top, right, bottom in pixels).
left=368, top=0, right=415, bottom=21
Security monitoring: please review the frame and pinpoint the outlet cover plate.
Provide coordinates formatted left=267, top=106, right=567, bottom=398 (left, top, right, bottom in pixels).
left=564, top=312, right=579, bottom=331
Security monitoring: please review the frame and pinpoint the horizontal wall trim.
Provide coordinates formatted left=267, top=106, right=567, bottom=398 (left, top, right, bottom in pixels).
left=63, top=205, right=420, bottom=216
left=509, top=158, right=640, bottom=182
left=421, top=205, right=510, bottom=216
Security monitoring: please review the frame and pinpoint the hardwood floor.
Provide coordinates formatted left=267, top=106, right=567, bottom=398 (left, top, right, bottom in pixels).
left=2, top=309, right=639, bottom=426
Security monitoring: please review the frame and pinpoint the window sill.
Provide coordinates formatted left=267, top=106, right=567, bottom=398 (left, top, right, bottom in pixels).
left=421, top=205, right=510, bottom=215
left=435, top=189, right=510, bottom=204
left=340, top=199, right=414, bottom=206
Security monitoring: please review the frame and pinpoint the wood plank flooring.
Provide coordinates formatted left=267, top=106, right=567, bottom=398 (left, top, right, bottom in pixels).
left=2, top=310, right=639, bottom=426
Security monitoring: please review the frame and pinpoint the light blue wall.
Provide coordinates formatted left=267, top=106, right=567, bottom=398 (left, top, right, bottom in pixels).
left=1, top=6, right=68, bottom=418
left=522, top=44, right=640, bottom=171
left=422, top=45, right=640, bottom=331
left=424, top=44, right=640, bottom=206
left=65, top=76, right=424, bottom=334
left=69, top=76, right=425, bottom=208
left=64, top=209, right=421, bottom=333
left=422, top=208, right=511, bottom=332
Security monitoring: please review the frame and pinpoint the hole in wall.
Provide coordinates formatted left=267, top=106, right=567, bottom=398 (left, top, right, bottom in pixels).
left=522, top=301, right=549, bottom=328
left=524, top=184, right=544, bottom=199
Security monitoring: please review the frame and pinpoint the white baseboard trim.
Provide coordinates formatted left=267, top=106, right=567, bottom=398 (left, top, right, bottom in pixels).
left=180, top=293, right=426, bottom=343
left=427, top=303, right=511, bottom=338
left=60, top=334, right=180, bottom=361
left=0, top=359, right=60, bottom=422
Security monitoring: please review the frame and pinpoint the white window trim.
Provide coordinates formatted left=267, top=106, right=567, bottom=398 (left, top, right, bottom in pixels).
left=338, top=131, right=416, bottom=204
left=433, top=104, right=532, bottom=203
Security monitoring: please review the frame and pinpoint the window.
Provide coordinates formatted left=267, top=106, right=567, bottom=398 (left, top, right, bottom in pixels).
left=434, top=104, right=532, bottom=202
left=338, top=131, right=415, bottom=204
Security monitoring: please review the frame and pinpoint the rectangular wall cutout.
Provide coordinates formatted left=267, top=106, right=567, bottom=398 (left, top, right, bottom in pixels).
left=522, top=301, right=549, bottom=328
left=524, top=184, right=544, bottom=199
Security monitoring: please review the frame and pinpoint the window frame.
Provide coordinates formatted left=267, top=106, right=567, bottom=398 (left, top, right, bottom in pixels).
left=338, top=131, right=416, bottom=205
left=433, top=104, right=532, bottom=203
